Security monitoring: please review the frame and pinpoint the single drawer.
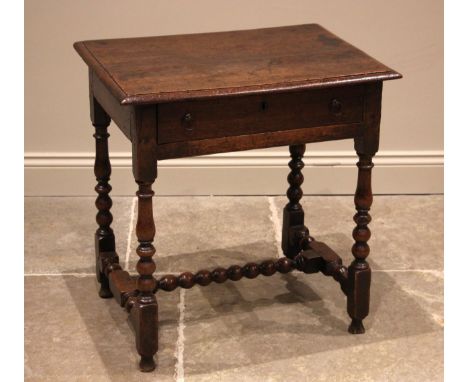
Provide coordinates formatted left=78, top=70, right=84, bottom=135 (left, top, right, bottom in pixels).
left=157, top=85, right=365, bottom=144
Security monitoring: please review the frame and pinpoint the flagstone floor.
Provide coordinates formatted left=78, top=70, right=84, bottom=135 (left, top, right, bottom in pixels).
left=25, top=195, right=443, bottom=381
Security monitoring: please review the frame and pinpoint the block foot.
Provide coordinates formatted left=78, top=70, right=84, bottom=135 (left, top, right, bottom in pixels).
left=98, top=284, right=113, bottom=299
left=139, top=355, right=156, bottom=372
left=98, top=276, right=113, bottom=298
left=348, top=318, right=365, bottom=334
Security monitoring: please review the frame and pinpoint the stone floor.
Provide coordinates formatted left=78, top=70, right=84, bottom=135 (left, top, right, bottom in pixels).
left=24, top=195, right=443, bottom=381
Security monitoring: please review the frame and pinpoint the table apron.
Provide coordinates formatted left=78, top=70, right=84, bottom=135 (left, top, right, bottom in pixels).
left=155, top=122, right=364, bottom=160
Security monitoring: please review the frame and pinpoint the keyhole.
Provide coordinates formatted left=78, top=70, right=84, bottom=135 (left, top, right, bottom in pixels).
left=261, top=101, right=268, bottom=111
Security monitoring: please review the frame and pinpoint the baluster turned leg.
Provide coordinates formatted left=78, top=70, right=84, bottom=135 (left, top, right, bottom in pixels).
left=347, top=153, right=374, bottom=334
left=92, top=98, right=118, bottom=298
left=282, top=144, right=308, bottom=258
left=126, top=106, right=159, bottom=372
left=347, top=82, right=382, bottom=334
left=131, top=181, right=158, bottom=372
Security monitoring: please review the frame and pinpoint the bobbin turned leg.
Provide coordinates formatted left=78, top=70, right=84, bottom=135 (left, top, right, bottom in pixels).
left=91, top=97, right=118, bottom=298
left=130, top=106, right=158, bottom=372
left=347, top=82, right=381, bottom=334
left=282, top=144, right=309, bottom=259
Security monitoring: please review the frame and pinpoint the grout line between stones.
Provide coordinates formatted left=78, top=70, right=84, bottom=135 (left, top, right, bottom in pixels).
left=174, top=288, right=186, bottom=382
left=24, top=271, right=186, bottom=277
left=124, top=196, right=137, bottom=271
left=373, top=269, right=444, bottom=278
left=268, top=196, right=283, bottom=259
left=24, top=272, right=96, bottom=277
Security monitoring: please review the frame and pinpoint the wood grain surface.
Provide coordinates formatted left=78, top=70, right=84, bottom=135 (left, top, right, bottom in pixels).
left=75, top=24, right=401, bottom=104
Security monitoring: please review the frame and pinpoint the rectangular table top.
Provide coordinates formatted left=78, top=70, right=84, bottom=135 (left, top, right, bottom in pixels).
left=74, top=24, right=400, bottom=105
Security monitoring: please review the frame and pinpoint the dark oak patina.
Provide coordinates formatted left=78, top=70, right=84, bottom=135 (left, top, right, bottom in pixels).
left=74, top=24, right=401, bottom=372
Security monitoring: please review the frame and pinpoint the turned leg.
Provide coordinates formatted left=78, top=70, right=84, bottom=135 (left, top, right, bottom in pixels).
left=92, top=97, right=118, bottom=298
left=282, top=144, right=309, bottom=258
left=347, top=82, right=382, bottom=334
left=347, top=153, right=374, bottom=334
left=127, top=106, right=159, bottom=371
left=131, top=181, right=158, bottom=371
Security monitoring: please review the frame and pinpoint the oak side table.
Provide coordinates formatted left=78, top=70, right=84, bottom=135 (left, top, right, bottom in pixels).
left=74, top=24, right=401, bottom=372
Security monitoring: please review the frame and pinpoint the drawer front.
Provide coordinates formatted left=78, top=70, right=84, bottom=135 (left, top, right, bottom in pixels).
left=157, top=85, right=365, bottom=144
